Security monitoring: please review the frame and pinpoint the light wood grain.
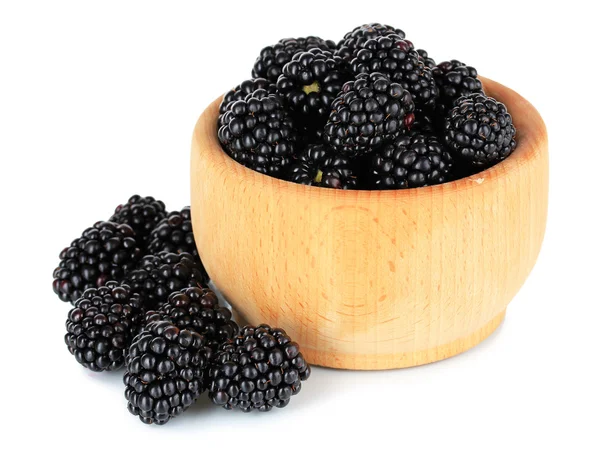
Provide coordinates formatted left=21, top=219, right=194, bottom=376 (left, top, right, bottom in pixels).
left=190, top=77, right=549, bottom=370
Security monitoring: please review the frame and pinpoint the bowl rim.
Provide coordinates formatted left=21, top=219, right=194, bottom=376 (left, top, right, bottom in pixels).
left=196, top=76, right=548, bottom=199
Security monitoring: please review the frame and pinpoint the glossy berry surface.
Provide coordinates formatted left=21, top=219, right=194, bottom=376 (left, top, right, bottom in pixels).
left=336, top=23, right=407, bottom=64
left=350, top=35, right=438, bottom=108
left=432, top=60, right=483, bottom=111
left=252, top=36, right=336, bottom=83
left=53, top=221, right=141, bottom=304
left=218, top=88, right=298, bottom=176
left=208, top=324, right=311, bottom=412
left=65, top=282, right=143, bottom=372
left=218, top=78, right=277, bottom=127
left=123, top=252, right=208, bottom=309
left=147, top=207, right=202, bottom=263
left=288, top=143, right=357, bottom=189
left=369, top=133, right=454, bottom=189
left=324, top=72, right=415, bottom=157
left=110, top=195, right=167, bottom=247
left=145, top=286, right=238, bottom=350
left=124, top=320, right=210, bottom=425
left=444, top=93, right=516, bottom=167
left=277, top=48, right=348, bottom=120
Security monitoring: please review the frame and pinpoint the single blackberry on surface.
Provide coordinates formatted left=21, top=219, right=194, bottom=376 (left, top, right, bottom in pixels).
left=336, top=23, right=407, bottom=64
left=288, top=143, right=357, bottom=189
left=124, top=320, right=210, bottom=425
left=53, top=221, right=142, bottom=304
left=123, top=252, right=208, bottom=309
left=351, top=35, right=439, bottom=108
left=110, top=195, right=167, bottom=247
left=208, top=325, right=311, bottom=412
left=324, top=72, right=415, bottom=158
left=252, top=36, right=336, bottom=83
left=218, top=88, right=297, bottom=176
left=146, top=287, right=238, bottom=350
left=218, top=78, right=277, bottom=127
left=276, top=48, right=348, bottom=120
left=432, top=60, right=483, bottom=111
left=369, top=132, right=453, bottom=189
left=148, top=207, right=199, bottom=259
left=417, top=49, right=436, bottom=69
left=65, top=282, right=143, bottom=372
left=444, top=93, right=517, bottom=167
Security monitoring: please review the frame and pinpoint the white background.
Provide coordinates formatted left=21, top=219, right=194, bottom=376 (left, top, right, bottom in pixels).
left=1, top=1, right=599, bottom=448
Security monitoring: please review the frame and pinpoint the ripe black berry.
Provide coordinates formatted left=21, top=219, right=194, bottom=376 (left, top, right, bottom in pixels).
left=208, top=325, right=311, bottom=412
left=218, top=88, right=298, bottom=176
left=53, top=221, right=142, bottom=304
left=124, top=320, right=210, bottom=425
left=444, top=93, right=517, bottom=167
left=336, top=23, right=407, bottom=64
left=369, top=133, right=454, bottom=189
left=324, top=72, right=414, bottom=158
left=145, top=286, right=238, bottom=351
left=252, top=36, right=336, bottom=83
left=288, top=143, right=357, bottom=189
left=110, top=195, right=167, bottom=247
left=65, top=282, right=143, bottom=371
left=147, top=207, right=200, bottom=261
left=350, top=35, right=438, bottom=108
left=218, top=78, right=278, bottom=127
left=123, top=252, right=208, bottom=309
left=432, top=60, right=483, bottom=111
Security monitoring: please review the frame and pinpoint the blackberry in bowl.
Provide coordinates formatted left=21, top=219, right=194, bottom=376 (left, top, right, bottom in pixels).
left=191, top=76, right=548, bottom=370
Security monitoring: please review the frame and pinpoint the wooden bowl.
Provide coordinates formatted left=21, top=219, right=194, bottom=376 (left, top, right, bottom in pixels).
left=190, top=77, right=548, bottom=370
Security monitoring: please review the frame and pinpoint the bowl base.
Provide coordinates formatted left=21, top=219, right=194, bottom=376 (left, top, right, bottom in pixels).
left=302, top=309, right=507, bottom=370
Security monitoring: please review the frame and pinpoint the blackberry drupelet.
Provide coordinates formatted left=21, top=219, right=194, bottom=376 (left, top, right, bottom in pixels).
left=288, top=143, right=357, bottom=189
left=444, top=93, right=516, bottom=167
left=147, top=207, right=199, bottom=259
left=369, top=132, right=453, bottom=189
left=417, top=49, right=436, bottom=69
left=123, top=252, right=208, bottom=309
left=218, top=78, right=277, bottom=127
left=276, top=48, right=348, bottom=120
left=208, top=325, right=311, bottom=412
left=218, top=88, right=298, bottom=176
left=336, top=23, right=407, bottom=64
left=124, top=320, right=210, bottom=425
left=145, top=287, right=238, bottom=350
left=252, top=36, right=336, bottom=83
left=53, top=221, right=142, bottom=304
left=324, top=72, right=415, bottom=158
left=110, top=195, right=167, bottom=247
left=432, top=60, right=483, bottom=111
left=65, top=282, right=143, bottom=372
left=351, top=35, right=438, bottom=108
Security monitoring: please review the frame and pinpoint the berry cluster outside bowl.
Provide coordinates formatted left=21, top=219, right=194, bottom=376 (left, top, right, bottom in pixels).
left=191, top=77, right=548, bottom=370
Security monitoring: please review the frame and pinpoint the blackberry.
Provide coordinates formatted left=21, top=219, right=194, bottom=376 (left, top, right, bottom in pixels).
left=218, top=78, right=277, bottom=127
left=324, top=72, right=414, bottom=158
left=432, top=60, right=483, bottom=111
left=208, top=325, right=311, bottom=412
left=148, top=207, right=199, bottom=259
left=276, top=48, right=348, bottom=120
left=369, top=133, right=454, bottom=189
left=288, top=143, right=357, bottom=189
left=145, top=287, right=238, bottom=350
left=252, top=36, right=336, bottom=83
left=124, top=252, right=208, bottom=309
left=351, top=35, right=438, bottom=108
left=110, top=195, right=167, bottom=247
left=336, top=23, right=407, bottom=64
left=65, top=282, right=143, bottom=372
left=444, top=93, right=517, bottom=167
left=53, top=221, right=142, bottom=304
left=218, top=88, right=297, bottom=176
left=417, top=49, right=436, bottom=69
left=124, top=320, right=210, bottom=425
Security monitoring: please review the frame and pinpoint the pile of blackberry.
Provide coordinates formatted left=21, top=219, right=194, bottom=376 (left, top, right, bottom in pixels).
left=53, top=195, right=311, bottom=424
left=218, top=24, right=517, bottom=189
